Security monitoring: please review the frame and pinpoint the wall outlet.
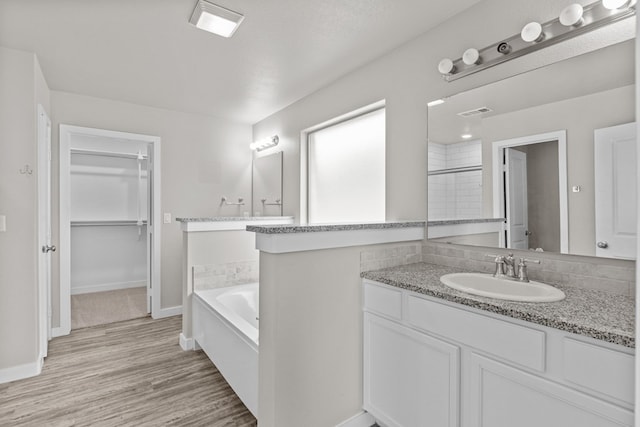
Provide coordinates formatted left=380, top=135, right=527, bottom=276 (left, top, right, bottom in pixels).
left=163, top=213, right=171, bottom=224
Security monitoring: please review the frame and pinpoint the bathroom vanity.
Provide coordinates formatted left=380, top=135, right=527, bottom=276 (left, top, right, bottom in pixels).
left=361, top=263, right=634, bottom=427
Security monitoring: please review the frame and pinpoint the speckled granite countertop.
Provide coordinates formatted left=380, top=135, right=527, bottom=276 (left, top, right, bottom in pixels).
left=176, top=216, right=293, bottom=222
left=428, top=218, right=505, bottom=226
left=246, top=221, right=426, bottom=234
left=362, top=262, right=634, bottom=348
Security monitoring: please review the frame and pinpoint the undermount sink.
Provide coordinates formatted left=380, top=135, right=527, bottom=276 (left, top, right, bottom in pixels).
left=440, top=273, right=565, bottom=302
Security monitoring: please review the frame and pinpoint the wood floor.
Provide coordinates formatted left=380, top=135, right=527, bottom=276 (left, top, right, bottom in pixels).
left=0, top=316, right=257, bottom=426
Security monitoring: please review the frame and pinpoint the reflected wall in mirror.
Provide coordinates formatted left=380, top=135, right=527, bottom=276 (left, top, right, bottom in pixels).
left=427, top=39, right=636, bottom=260
left=252, top=151, right=283, bottom=216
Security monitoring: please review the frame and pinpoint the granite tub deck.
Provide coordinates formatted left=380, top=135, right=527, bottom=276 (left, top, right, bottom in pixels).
left=361, top=262, right=635, bottom=348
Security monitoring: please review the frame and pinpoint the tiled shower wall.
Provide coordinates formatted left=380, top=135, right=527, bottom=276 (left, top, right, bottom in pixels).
left=428, top=140, right=483, bottom=220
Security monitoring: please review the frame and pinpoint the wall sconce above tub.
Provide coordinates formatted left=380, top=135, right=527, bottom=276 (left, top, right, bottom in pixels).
left=437, top=0, right=635, bottom=81
left=250, top=135, right=279, bottom=151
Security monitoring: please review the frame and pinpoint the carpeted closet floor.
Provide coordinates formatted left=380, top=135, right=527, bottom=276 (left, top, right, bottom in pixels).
left=71, top=287, right=148, bottom=329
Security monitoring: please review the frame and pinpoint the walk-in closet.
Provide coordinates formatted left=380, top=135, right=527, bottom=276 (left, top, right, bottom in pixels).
left=60, top=126, right=160, bottom=330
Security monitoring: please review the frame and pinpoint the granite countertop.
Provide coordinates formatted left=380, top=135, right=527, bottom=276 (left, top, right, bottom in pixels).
left=361, top=262, right=634, bottom=348
left=428, top=218, right=505, bottom=225
left=176, top=216, right=293, bottom=222
left=246, top=221, right=426, bottom=234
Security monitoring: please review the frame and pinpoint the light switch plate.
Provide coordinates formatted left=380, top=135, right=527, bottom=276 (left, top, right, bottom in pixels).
left=163, top=213, right=171, bottom=224
left=0, top=215, right=6, bottom=232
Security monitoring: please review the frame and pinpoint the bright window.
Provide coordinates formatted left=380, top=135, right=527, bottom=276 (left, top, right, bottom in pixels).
left=308, top=108, right=385, bottom=223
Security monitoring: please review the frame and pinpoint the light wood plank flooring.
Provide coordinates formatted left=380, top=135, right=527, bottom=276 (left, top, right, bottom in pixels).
left=0, top=316, right=256, bottom=426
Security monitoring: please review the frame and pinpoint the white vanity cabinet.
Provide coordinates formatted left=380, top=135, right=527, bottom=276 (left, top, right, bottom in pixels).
left=362, top=280, right=634, bottom=427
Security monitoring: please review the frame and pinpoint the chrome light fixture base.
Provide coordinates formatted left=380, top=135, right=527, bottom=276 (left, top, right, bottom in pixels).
left=441, top=0, right=635, bottom=82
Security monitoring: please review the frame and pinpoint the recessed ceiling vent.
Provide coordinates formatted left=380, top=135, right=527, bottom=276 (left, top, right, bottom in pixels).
left=457, top=106, right=492, bottom=117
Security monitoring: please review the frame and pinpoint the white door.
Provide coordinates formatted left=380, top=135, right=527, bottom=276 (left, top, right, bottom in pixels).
left=594, top=122, right=637, bottom=259
left=37, top=105, right=53, bottom=358
left=505, top=148, right=529, bottom=250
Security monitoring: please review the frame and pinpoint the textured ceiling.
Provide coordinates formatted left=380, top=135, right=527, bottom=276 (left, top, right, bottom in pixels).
left=0, top=0, right=480, bottom=123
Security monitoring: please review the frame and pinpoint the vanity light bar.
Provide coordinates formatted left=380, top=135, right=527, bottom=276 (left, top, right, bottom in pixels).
left=250, top=135, right=279, bottom=151
left=440, top=0, right=635, bottom=82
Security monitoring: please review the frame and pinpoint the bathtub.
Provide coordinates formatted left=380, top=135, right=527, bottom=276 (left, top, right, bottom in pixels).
left=192, top=283, right=258, bottom=417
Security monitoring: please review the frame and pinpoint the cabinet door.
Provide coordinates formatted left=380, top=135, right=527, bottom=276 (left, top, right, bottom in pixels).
left=363, top=313, right=459, bottom=427
left=467, top=353, right=633, bottom=427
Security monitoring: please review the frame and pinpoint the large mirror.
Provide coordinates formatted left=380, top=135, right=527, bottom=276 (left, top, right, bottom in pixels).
left=427, top=39, right=636, bottom=260
left=252, top=151, right=283, bottom=216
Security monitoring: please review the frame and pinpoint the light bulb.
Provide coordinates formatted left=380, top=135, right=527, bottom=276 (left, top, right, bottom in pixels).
left=521, top=22, right=545, bottom=43
left=438, top=58, right=455, bottom=75
left=559, top=4, right=584, bottom=26
left=602, top=0, right=630, bottom=10
left=462, top=48, right=481, bottom=66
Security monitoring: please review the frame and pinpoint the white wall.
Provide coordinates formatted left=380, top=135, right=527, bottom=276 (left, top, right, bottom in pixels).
left=253, top=0, right=632, bottom=223
left=50, top=92, right=253, bottom=324
left=0, top=46, right=50, bottom=377
left=482, top=85, right=635, bottom=256
left=251, top=0, right=636, bottom=425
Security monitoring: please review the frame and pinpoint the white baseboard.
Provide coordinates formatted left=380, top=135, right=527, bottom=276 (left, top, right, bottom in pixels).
left=153, top=305, right=182, bottom=319
left=336, top=411, right=376, bottom=427
left=179, top=333, right=195, bottom=351
left=71, top=280, right=146, bottom=295
left=51, top=326, right=70, bottom=338
left=0, top=358, right=43, bottom=384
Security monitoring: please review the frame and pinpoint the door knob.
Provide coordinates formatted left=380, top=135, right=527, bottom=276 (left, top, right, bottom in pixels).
left=42, top=245, right=56, bottom=253
left=597, top=241, right=608, bottom=249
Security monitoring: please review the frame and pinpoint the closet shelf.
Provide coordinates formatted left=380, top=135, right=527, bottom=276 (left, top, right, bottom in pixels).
left=70, top=148, right=148, bottom=160
left=428, top=165, right=482, bottom=176
left=71, top=220, right=148, bottom=227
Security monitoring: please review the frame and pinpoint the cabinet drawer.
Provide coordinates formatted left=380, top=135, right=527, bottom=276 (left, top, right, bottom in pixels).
left=407, top=295, right=546, bottom=372
left=562, top=338, right=634, bottom=406
left=363, top=281, right=402, bottom=320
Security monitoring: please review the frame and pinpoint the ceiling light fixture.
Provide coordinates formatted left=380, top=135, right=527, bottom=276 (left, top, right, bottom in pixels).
left=250, top=135, right=279, bottom=151
left=189, top=0, right=244, bottom=38
left=461, top=134, right=473, bottom=139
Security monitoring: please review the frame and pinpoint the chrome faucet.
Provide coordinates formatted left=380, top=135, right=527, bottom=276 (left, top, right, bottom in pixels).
left=486, top=253, right=540, bottom=282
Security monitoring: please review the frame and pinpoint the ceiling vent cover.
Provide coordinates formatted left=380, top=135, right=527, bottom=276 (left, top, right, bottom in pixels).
left=457, top=106, right=493, bottom=117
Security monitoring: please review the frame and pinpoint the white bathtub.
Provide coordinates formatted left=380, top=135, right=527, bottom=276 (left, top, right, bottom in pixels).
left=193, top=283, right=259, bottom=417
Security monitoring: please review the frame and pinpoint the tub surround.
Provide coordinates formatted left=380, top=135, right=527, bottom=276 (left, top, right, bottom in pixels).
left=248, top=221, right=425, bottom=254
left=361, top=262, right=634, bottom=348
left=179, top=216, right=294, bottom=351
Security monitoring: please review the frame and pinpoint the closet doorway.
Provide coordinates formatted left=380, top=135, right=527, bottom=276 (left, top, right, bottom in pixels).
left=58, top=125, right=161, bottom=334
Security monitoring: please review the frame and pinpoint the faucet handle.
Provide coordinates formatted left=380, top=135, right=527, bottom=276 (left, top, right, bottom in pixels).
left=521, top=258, right=541, bottom=265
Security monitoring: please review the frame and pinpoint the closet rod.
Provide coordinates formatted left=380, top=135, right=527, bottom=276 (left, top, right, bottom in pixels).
left=70, top=148, right=148, bottom=160
left=71, top=220, right=148, bottom=227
